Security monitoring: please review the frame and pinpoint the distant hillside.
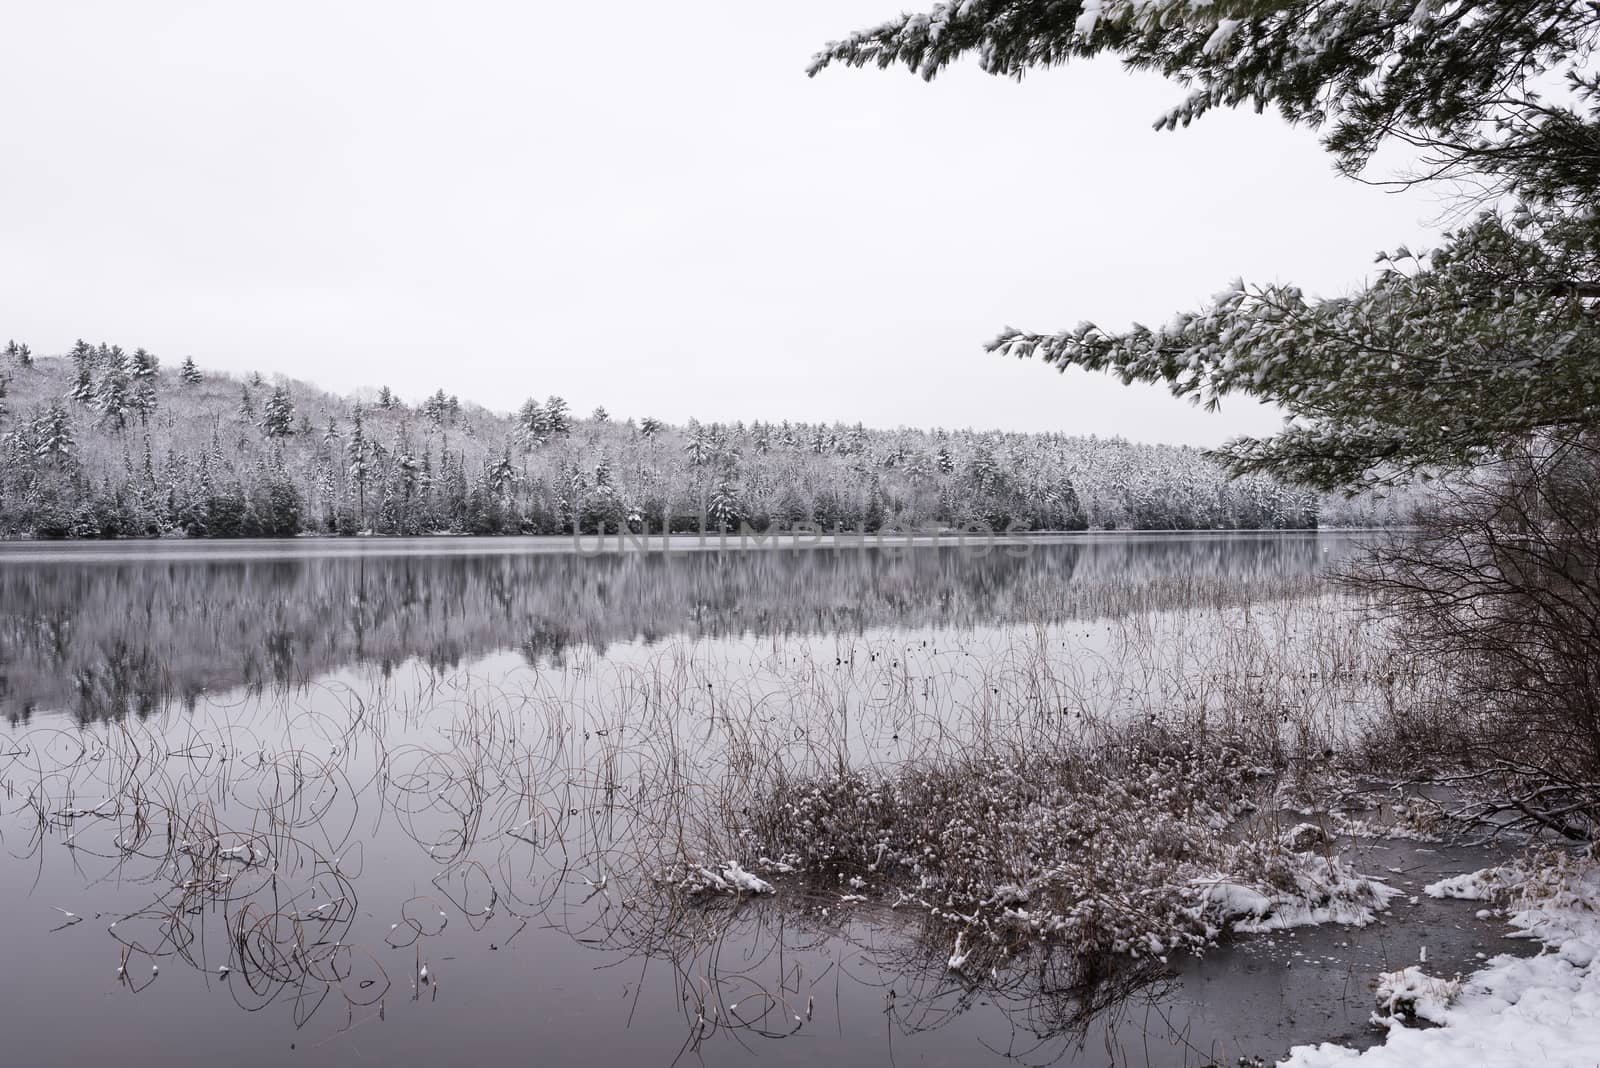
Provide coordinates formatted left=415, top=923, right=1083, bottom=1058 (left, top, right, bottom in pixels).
left=0, top=340, right=1405, bottom=538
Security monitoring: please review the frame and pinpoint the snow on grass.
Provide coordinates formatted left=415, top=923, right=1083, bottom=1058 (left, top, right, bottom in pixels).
left=681, top=861, right=775, bottom=896
left=1283, top=851, right=1600, bottom=1067
left=1335, top=798, right=1446, bottom=844
left=1423, top=866, right=1517, bottom=901
left=1197, top=855, right=1403, bottom=934
left=734, top=734, right=1405, bottom=979
left=1373, top=966, right=1461, bottom=1025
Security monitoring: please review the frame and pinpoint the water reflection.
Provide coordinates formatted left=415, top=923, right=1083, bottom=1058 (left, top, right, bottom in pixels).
left=0, top=676, right=1281, bottom=1068
left=0, top=533, right=1417, bottom=1068
left=0, top=534, right=1343, bottom=723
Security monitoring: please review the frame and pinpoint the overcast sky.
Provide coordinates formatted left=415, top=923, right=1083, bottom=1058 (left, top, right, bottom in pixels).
left=1, top=2, right=1443, bottom=445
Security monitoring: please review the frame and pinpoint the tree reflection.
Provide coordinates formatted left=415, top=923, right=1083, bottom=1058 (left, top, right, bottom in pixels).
left=0, top=535, right=1333, bottom=722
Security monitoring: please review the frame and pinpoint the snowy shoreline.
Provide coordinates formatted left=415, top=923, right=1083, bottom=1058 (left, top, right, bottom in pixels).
left=1283, top=853, right=1600, bottom=1067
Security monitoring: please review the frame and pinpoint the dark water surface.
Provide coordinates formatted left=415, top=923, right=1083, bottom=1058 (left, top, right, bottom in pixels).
left=0, top=533, right=1516, bottom=1066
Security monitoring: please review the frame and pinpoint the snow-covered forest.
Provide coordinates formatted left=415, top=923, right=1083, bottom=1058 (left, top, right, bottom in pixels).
left=0, top=341, right=1398, bottom=539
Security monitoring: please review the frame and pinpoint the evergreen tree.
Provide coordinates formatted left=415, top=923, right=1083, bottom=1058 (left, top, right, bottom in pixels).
left=423, top=389, right=450, bottom=429
left=544, top=395, right=570, bottom=437
left=69, top=364, right=94, bottom=406
left=33, top=403, right=74, bottom=465
left=684, top=427, right=709, bottom=467
left=123, top=349, right=159, bottom=425
left=180, top=357, right=202, bottom=384
left=95, top=365, right=132, bottom=431
left=347, top=404, right=370, bottom=528
left=708, top=469, right=741, bottom=531
left=262, top=385, right=295, bottom=439
left=490, top=448, right=516, bottom=500
left=513, top=398, right=545, bottom=446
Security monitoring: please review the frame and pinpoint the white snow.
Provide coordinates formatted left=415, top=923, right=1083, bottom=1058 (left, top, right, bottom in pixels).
left=1201, top=18, right=1241, bottom=55
left=1281, top=822, right=1331, bottom=851
left=1372, top=966, right=1460, bottom=1024
left=1282, top=854, right=1600, bottom=1068
left=682, top=860, right=775, bottom=896
left=1423, top=865, right=1516, bottom=901
left=1194, top=879, right=1274, bottom=921
left=1193, top=855, right=1401, bottom=934
left=947, top=930, right=970, bottom=971
left=1073, top=0, right=1102, bottom=36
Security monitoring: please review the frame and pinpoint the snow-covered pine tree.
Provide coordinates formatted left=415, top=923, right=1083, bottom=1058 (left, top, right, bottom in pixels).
left=69, top=364, right=95, bottom=406
left=127, top=348, right=157, bottom=379
left=684, top=426, right=709, bottom=467
left=516, top=398, right=546, bottom=445
left=811, top=0, right=1600, bottom=489
left=95, top=363, right=132, bottom=431
left=33, top=403, right=74, bottom=464
left=490, top=447, right=516, bottom=501
left=346, top=404, right=370, bottom=527
left=423, top=389, right=451, bottom=430
left=544, top=395, right=570, bottom=437
left=122, top=349, right=159, bottom=425
left=707, top=470, right=741, bottom=532
left=262, top=385, right=295, bottom=439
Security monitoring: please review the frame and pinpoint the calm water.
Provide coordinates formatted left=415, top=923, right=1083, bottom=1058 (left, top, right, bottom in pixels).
left=0, top=533, right=1513, bottom=1066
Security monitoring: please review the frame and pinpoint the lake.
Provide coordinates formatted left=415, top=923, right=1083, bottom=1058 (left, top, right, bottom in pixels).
left=0, top=533, right=1516, bottom=1066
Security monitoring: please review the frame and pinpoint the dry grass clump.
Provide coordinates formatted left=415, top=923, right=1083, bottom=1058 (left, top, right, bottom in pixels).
left=742, top=731, right=1281, bottom=971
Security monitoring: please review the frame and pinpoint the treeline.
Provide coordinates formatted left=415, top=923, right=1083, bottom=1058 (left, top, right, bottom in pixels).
left=0, top=341, right=1402, bottom=538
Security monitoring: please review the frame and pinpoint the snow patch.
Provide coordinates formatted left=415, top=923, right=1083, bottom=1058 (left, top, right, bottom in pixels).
left=682, top=861, right=774, bottom=896
left=1424, top=865, right=1519, bottom=901
left=1373, top=966, right=1460, bottom=1025
left=1194, top=854, right=1400, bottom=934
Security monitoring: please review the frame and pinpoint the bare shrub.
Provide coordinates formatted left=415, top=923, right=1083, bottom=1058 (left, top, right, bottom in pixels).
left=738, top=728, right=1396, bottom=980
left=1348, top=434, right=1600, bottom=838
